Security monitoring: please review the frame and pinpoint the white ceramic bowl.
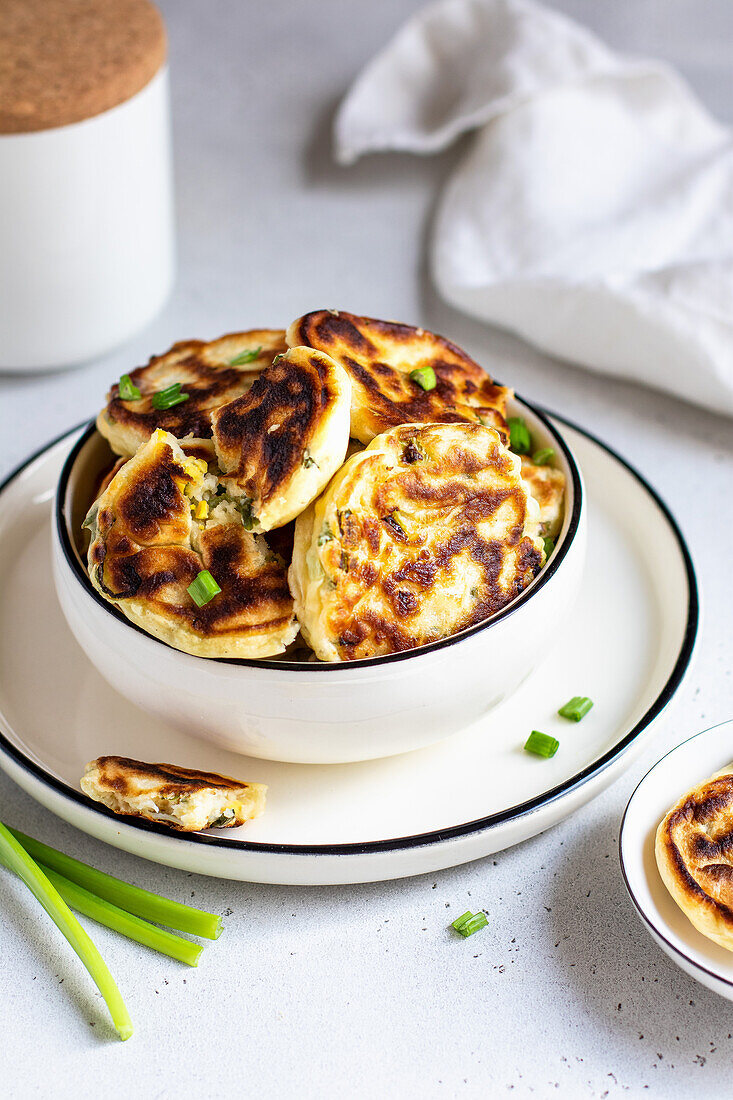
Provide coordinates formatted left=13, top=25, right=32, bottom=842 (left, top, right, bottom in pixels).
left=52, top=399, right=585, bottom=763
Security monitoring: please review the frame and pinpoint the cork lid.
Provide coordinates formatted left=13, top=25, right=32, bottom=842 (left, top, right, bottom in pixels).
left=0, top=0, right=167, bottom=134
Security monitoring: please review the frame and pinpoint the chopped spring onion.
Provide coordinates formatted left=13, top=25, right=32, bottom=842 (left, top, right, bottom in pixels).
left=187, top=570, right=221, bottom=607
left=0, top=822, right=132, bottom=1041
left=8, top=828, right=222, bottom=939
left=151, top=383, right=190, bottom=410
left=237, top=497, right=256, bottom=530
left=409, top=366, right=437, bottom=392
left=118, top=374, right=141, bottom=401
left=532, top=447, right=555, bottom=466
left=508, top=417, right=531, bottom=455
left=543, top=536, right=555, bottom=559
left=524, top=730, right=559, bottom=758
left=451, top=910, right=488, bottom=938
left=229, top=346, right=262, bottom=366
left=558, top=696, right=594, bottom=722
left=40, top=864, right=202, bottom=967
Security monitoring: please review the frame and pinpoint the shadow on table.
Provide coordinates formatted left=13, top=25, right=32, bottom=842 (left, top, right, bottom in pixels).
left=543, top=811, right=733, bottom=1075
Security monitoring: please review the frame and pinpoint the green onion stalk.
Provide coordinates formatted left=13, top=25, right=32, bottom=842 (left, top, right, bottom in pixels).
left=0, top=822, right=132, bottom=1041
left=9, top=828, right=222, bottom=940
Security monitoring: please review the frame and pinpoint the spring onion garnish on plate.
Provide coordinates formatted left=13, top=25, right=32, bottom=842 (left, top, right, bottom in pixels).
left=229, top=345, right=262, bottom=365
left=409, top=366, right=437, bottom=391
left=524, top=730, right=559, bottom=758
left=118, top=373, right=141, bottom=401
left=9, top=827, right=222, bottom=939
left=451, top=910, right=488, bottom=937
left=532, top=447, right=555, bottom=465
left=543, top=536, right=555, bottom=559
left=187, top=569, right=221, bottom=607
left=151, top=383, right=190, bottom=410
left=0, top=822, right=132, bottom=1041
left=507, top=417, right=531, bottom=455
left=558, top=696, right=594, bottom=722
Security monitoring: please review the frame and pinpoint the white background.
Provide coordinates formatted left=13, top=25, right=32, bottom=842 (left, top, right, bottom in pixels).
left=1, top=2, right=732, bottom=1096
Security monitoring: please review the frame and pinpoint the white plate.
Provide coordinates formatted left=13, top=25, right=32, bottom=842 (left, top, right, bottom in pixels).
left=0, top=418, right=697, bottom=884
left=620, top=721, right=733, bottom=1002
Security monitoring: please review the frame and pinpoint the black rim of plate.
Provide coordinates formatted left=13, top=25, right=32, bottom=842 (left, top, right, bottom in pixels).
left=0, top=414, right=699, bottom=858
left=54, top=397, right=583, bottom=671
left=618, top=723, right=733, bottom=992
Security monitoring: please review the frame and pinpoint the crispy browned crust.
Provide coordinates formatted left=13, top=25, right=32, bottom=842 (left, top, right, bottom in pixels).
left=89, top=756, right=251, bottom=796
left=212, top=349, right=344, bottom=509
left=290, top=422, right=544, bottom=661
left=88, top=433, right=295, bottom=651
left=100, top=330, right=286, bottom=454
left=93, top=509, right=294, bottom=642
left=656, top=772, right=733, bottom=944
left=82, top=756, right=261, bottom=831
left=288, top=310, right=510, bottom=443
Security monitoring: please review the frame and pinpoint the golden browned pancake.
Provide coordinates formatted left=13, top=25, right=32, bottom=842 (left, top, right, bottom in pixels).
left=211, top=346, right=351, bottom=531
left=656, top=768, right=733, bottom=952
left=289, top=422, right=544, bottom=662
left=287, top=310, right=510, bottom=444
left=86, top=429, right=298, bottom=658
left=97, top=330, right=287, bottom=456
left=81, top=756, right=266, bottom=831
left=520, top=457, right=566, bottom=538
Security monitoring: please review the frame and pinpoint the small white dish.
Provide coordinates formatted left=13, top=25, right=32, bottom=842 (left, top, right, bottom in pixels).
left=52, top=397, right=585, bottom=764
left=0, top=418, right=696, bottom=884
left=620, top=721, right=733, bottom=1002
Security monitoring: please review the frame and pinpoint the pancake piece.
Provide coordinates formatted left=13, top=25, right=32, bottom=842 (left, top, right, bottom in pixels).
left=656, top=768, right=733, bottom=952
left=85, top=429, right=298, bottom=659
left=520, top=457, right=566, bottom=538
left=289, top=422, right=544, bottom=662
left=97, top=329, right=287, bottom=456
left=81, top=756, right=266, bottom=831
left=287, top=310, right=510, bottom=444
left=211, top=346, right=351, bottom=531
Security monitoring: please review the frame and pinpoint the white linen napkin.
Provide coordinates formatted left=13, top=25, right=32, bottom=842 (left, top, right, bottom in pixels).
left=334, top=0, right=733, bottom=417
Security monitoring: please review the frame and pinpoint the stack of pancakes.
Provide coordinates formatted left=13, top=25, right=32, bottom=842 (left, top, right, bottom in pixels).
left=88, top=311, right=565, bottom=662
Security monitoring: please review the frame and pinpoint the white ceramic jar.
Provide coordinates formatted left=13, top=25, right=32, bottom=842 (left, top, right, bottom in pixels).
left=0, top=1, right=174, bottom=372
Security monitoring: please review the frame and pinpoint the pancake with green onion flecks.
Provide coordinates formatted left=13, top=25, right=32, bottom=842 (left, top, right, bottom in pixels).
left=81, top=756, right=267, bottom=831
left=97, top=329, right=287, bottom=456
left=287, top=310, right=510, bottom=444
left=289, top=421, right=544, bottom=662
left=85, top=429, right=298, bottom=659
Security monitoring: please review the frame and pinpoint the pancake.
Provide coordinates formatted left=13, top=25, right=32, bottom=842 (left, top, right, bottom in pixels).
left=289, top=421, right=544, bottom=662
left=85, top=429, right=298, bottom=659
left=520, top=457, right=566, bottom=538
left=81, top=756, right=266, bottom=831
left=97, top=329, right=287, bottom=456
left=287, top=310, right=510, bottom=444
left=211, top=345, right=351, bottom=531
left=656, top=768, right=733, bottom=952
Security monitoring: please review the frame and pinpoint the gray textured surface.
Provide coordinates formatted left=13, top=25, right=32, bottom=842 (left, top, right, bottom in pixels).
left=1, top=2, right=732, bottom=1096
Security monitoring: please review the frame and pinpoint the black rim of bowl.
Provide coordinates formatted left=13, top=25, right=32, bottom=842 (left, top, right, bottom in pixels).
left=0, top=413, right=699, bottom=857
left=54, top=395, right=584, bottom=672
